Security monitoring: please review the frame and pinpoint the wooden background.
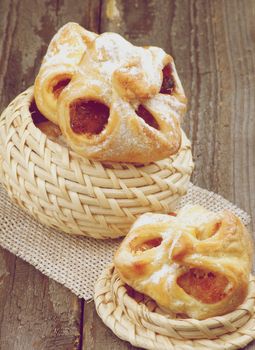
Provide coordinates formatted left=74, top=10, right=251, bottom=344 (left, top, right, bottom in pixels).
left=0, top=0, right=254, bottom=349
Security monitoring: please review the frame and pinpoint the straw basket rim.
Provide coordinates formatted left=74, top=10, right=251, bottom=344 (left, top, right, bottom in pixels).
left=94, top=264, right=255, bottom=349
left=0, top=87, right=193, bottom=238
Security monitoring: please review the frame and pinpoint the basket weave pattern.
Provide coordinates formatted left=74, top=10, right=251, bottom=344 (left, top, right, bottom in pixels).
left=0, top=87, right=193, bottom=238
left=95, top=265, right=255, bottom=350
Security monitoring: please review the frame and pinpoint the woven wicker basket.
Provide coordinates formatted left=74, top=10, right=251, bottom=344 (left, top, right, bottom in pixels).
left=0, top=87, right=193, bottom=238
left=95, top=265, right=255, bottom=350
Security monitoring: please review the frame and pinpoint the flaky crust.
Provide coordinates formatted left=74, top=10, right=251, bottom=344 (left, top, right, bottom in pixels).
left=114, top=205, right=253, bottom=319
left=34, top=22, right=98, bottom=124
left=58, top=32, right=187, bottom=163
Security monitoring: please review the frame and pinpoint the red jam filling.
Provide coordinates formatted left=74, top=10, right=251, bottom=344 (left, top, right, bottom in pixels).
left=70, top=100, right=110, bottom=135
left=52, top=78, right=71, bottom=98
left=136, top=105, right=159, bottom=129
left=177, top=268, right=229, bottom=304
left=160, top=64, right=175, bottom=95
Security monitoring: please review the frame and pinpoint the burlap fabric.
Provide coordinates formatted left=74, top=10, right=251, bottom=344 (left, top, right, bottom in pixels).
left=0, top=182, right=250, bottom=300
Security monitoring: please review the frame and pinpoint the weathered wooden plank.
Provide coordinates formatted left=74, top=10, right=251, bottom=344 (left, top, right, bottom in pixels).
left=83, top=302, right=140, bottom=350
left=0, top=249, right=81, bottom=350
left=83, top=0, right=255, bottom=349
left=182, top=0, right=255, bottom=221
left=0, top=0, right=254, bottom=349
left=0, top=0, right=101, bottom=109
left=0, top=1, right=100, bottom=349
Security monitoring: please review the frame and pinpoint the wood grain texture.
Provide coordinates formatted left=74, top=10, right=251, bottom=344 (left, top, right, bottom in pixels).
left=83, top=0, right=255, bottom=349
left=83, top=302, right=138, bottom=350
left=0, top=1, right=100, bottom=350
left=0, top=0, right=254, bottom=349
left=0, top=250, right=81, bottom=350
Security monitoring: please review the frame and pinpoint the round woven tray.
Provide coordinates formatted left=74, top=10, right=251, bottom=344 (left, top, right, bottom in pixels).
left=0, top=87, right=193, bottom=239
left=94, top=265, right=255, bottom=350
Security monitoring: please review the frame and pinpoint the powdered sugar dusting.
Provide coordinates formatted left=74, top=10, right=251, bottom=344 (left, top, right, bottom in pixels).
left=146, top=263, right=179, bottom=284
left=129, top=205, right=227, bottom=298
left=177, top=204, right=221, bottom=231
left=132, top=213, right=173, bottom=230
left=57, top=29, right=186, bottom=162
left=42, top=23, right=97, bottom=68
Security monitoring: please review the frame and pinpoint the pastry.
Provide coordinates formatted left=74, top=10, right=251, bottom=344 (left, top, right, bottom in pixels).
left=114, top=205, right=253, bottom=319
left=34, top=22, right=98, bottom=124
left=58, top=32, right=187, bottom=163
left=36, top=121, right=62, bottom=140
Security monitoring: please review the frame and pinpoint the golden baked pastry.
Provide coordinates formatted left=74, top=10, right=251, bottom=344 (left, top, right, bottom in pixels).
left=58, top=32, right=187, bottom=163
left=114, top=205, right=253, bottom=319
left=34, top=22, right=98, bottom=124
left=36, top=121, right=62, bottom=140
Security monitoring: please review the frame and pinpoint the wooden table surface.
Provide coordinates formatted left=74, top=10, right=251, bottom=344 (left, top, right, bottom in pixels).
left=0, top=0, right=254, bottom=349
